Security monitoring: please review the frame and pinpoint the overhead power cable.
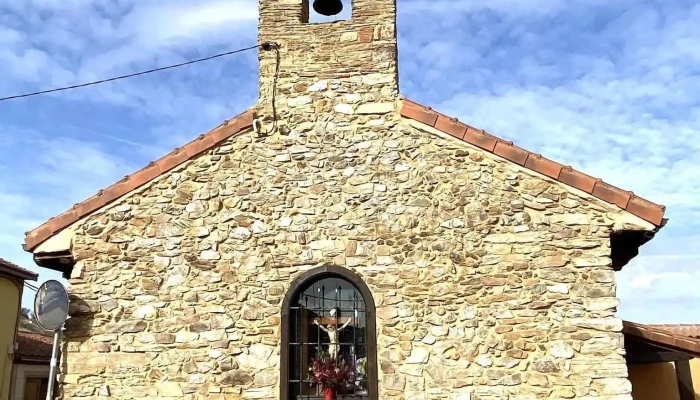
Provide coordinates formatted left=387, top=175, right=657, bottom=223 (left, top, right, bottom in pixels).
left=24, top=282, right=38, bottom=292
left=0, top=44, right=265, bottom=102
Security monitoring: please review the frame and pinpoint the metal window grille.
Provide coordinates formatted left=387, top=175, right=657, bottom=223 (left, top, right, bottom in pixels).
left=287, top=277, right=369, bottom=399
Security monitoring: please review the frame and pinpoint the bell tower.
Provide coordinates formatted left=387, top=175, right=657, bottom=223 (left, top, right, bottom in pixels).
left=311, top=0, right=344, bottom=17
left=256, top=0, right=399, bottom=132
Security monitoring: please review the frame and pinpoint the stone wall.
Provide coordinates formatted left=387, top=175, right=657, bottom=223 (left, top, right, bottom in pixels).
left=256, top=0, right=398, bottom=136
left=56, top=1, right=643, bottom=399
left=61, top=108, right=639, bottom=400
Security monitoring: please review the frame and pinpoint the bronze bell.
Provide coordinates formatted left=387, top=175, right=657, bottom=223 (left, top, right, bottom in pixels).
left=313, top=0, right=343, bottom=16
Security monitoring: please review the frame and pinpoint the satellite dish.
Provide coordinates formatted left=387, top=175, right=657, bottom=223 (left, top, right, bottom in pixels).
left=33, top=280, right=69, bottom=332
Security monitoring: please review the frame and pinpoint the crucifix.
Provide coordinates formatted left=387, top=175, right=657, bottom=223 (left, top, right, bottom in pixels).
left=314, top=314, right=352, bottom=359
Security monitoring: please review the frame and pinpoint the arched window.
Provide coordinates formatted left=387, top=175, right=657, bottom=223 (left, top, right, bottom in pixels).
left=280, top=266, right=378, bottom=400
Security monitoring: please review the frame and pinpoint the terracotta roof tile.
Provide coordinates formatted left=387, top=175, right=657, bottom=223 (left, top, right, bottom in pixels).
left=0, top=258, right=38, bottom=281
left=524, top=154, right=563, bottom=180
left=623, top=321, right=700, bottom=356
left=401, top=101, right=438, bottom=126
left=651, top=324, right=700, bottom=339
left=464, top=127, right=498, bottom=152
left=400, top=98, right=666, bottom=226
left=494, top=140, right=529, bottom=166
left=592, top=181, right=632, bottom=209
left=558, top=167, right=597, bottom=193
left=23, top=109, right=255, bottom=252
left=434, top=115, right=468, bottom=139
left=15, top=331, right=53, bottom=361
left=627, top=196, right=667, bottom=228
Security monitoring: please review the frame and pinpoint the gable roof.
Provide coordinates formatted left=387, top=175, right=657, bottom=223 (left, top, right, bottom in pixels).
left=0, top=257, right=38, bottom=281
left=24, top=98, right=666, bottom=253
left=23, top=109, right=254, bottom=252
left=400, top=98, right=666, bottom=227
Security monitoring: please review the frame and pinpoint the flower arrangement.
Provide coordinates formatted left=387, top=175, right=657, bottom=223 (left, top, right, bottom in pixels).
left=354, top=357, right=367, bottom=392
left=356, top=357, right=367, bottom=378
left=308, top=352, right=354, bottom=399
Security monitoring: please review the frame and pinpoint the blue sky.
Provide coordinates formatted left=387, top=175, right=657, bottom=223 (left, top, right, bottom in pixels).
left=1, top=0, right=698, bottom=323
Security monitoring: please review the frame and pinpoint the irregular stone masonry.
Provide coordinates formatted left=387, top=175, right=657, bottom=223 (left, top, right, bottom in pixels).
left=61, top=109, right=645, bottom=399
left=53, top=1, right=649, bottom=400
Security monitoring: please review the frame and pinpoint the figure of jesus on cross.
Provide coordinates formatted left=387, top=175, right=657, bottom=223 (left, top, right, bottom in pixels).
left=314, top=309, right=352, bottom=360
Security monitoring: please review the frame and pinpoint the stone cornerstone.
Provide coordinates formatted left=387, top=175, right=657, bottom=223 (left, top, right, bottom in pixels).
left=55, top=1, right=651, bottom=400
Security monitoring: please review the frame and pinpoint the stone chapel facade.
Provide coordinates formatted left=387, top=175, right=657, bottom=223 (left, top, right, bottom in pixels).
left=25, top=1, right=667, bottom=400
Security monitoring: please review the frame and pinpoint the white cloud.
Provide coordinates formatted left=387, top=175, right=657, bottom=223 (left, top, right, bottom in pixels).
left=616, top=252, right=700, bottom=323
left=399, top=0, right=619, bottom=18
left=0, top=123, right=141, bottom=307
left=400, top=0, right=700, bottom=227
left=629, top=271, right=694, bottom=289
left=398, top=0, right=700, bottom=322
left=0, top=0, right=259, bottom=108
left=131, top=0, right=258, bottom=43
left=0, top=0, right=698, bottom=325
left=0, top=1, right=260, bottom=309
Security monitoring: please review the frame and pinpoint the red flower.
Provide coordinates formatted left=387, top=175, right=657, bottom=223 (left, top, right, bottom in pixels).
left=308, top=353, right=354, bottom=390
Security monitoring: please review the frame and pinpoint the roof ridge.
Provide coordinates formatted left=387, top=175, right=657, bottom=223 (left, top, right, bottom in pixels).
left=24, top=108, right=255, bottom=252
left=399, top=98, right=666, bottom=227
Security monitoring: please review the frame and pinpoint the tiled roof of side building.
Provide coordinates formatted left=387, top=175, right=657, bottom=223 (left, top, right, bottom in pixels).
left=15, top=331, right=53, bottom=361
left=650, top=324, right=700, bottom=339
left=0, top=257, right=38, bottom=281
left=623, top=321, right=700, bottom=357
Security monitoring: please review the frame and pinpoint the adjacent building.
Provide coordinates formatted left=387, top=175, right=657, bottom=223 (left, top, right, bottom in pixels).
left=0, top=258, right=38, bottom=400
left=11, top=329, right=53, bottom=400
left=23, top=1, right=673, bottom=399
left=623, top=322, right=700, bottom=400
